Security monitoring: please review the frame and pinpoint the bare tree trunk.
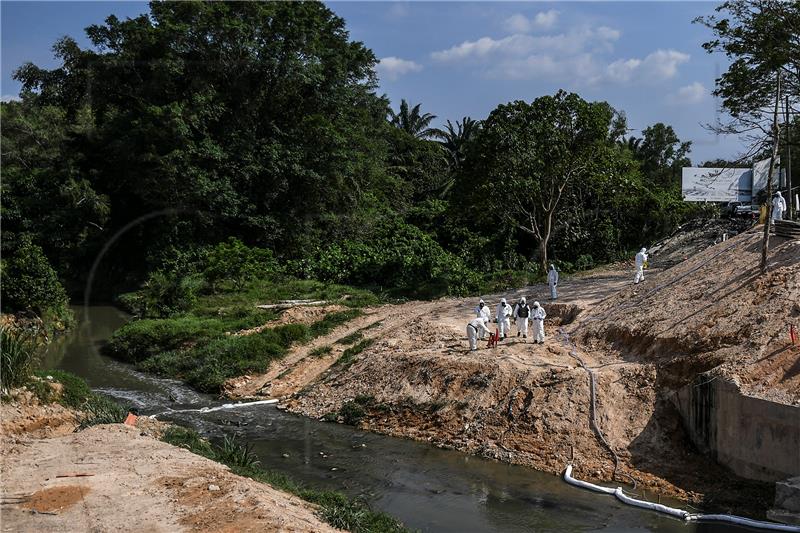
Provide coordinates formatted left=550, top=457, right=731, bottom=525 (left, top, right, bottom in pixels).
left=540, top=211, right=554, bottom=274
left=761, top=71, right=782, bottom=273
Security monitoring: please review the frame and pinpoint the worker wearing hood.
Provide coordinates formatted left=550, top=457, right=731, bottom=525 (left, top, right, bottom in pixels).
left=496, top=298, right=513, bottom=339
left=514, top=297, right=530, bottom=339
left=467, top=316, right=491, bottom=351
left=548, top=265, right=559, bottom=300
left=634, top=248, right=648, bottom=285
left=531, top=301, right=547, bottom=344
left=474, top=299, right=492, bottom=338
left=773, top=191, right=787, bottom=221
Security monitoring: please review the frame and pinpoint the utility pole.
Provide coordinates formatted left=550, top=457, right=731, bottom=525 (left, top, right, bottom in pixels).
left=786, top=94, right=793, bottom=220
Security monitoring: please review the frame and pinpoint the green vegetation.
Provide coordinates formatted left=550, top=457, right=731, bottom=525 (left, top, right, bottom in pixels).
left=336, top=339, right=376, bottom=370
left=0, top=236, right=72, bottom=331
left=310, top=345, right=333, bottom=358
left=162, top=426, right=408, bottom=533
left=106, top=277, right=374, bottom=393
left=0, top=326, right=42, bottom=391
left=336, top=331, right=364, bottom=346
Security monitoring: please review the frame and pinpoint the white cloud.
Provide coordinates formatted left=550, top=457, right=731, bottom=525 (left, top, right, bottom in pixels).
left=431, top=26, right=620, bottom=63
left=668, top=81, right=708, bottom=104
left=505, top=10, right=560, bottom=33
left=376, top=56, right=422, bottom=81
left=1, top=94, right=20, bottom=103
left=605, top=49, right=689, bottom=83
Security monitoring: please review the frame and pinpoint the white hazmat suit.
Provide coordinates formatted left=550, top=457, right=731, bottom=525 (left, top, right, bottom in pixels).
left=531, top=302, right=546, bottom=343
left=514, top=298, right=530, bottom=338
left=634, top=248, right=648, bottom=284
left=496, top=298, right=513, bottom=339
left=548, top=265, right=559, bottom=300
left=772, top=192, right=787, bottom=221
left=467, top=317, right=491, bottom=351
left=474, top=299, right=492, bottom=339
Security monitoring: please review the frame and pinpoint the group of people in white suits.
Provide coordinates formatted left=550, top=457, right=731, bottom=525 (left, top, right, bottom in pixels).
left=467, top=297, right=547, bottom=351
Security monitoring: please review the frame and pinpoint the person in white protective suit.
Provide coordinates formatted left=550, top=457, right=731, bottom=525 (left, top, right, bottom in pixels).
left=513, top=297, right=531, bottom=339
left=548, top=265, right=559, bottom=300
left=496, top=298, right=513, bottom=339
left=474, top=299, right=492, bottom=339
left=634, top=248, right=648, bottom=284
left=466, top=316, right=491, bottom=351
left=772, top=191, right=787, bottom=221
left=531, top=301, right=547, bottom=344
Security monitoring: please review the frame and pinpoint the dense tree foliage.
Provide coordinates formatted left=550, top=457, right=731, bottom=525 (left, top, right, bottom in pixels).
left=2, top=0, right=709, bottom=314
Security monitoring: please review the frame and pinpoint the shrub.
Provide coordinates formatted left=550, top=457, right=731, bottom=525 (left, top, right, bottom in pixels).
left=119, top=271, right=205, bottom=318
left=336, top=331, right=363, bottom=346
left=75, top=394, right=127, bottom=430
left=204, top=238, right=281, bottom=291
left=218, top=434, right=261, bottom=469
left=104, top=316, right=229, bottom=362
left=0, top=326, right=42, bottom=391
left=292, top=220, right=481, bottom=297
left=339, top=400, right=366, bottom=425
left=0, top=234, right=70, bottom=321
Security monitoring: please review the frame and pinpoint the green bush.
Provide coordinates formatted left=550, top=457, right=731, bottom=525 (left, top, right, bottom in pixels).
left=292, top=220, right=481, bottom=297
left=0, top=326, right=42, bottom=391
left=75, top=394, right=127, bottom=430
left=104, top=316, right=230, bottom=362
left=119, top=271, right=205, bottom=318
left=339, top=400, right=366, bottom=425
left=29, top=370, right=126, bottom=429
left=204, top=237, right=281, bottom=291
left=336, top=338, right=374, bottom=369
left=0, top=234, right=70, bottom=322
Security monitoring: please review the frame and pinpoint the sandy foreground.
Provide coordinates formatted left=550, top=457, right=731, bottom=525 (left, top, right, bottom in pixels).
left=0, top=402, right=340, bottom=533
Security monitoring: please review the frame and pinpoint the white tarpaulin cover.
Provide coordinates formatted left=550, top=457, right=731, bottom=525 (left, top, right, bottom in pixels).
left=681, top=167, right=752, bottom=202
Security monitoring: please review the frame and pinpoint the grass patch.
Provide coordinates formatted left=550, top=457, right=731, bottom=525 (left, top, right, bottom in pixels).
left=309, top=345, right=333, bottom=358
left=162, top=426, right=408, bottom=532
left=336, top=331, right=364, bottom=346
left=30, top=370, right=127, bottom=429
left=336, top=338, right=375, bottom=370
left=309, top=309, right=363, bottom=338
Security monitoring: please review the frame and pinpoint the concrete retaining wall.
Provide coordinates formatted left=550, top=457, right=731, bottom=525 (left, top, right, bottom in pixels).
left=673, top=374, right=800, bottom=482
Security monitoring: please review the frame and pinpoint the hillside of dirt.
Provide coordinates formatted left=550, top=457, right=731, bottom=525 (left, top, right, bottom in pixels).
left=222, top=233, right=799, bottom=518
left=575, top=226, right=800, bottom=405
left=0, top=393, right=339, bottom=532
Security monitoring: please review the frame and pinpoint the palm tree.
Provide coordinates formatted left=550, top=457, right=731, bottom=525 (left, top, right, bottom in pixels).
left=388, top=99, right=438, bottom=139
left=433, top=116, right=482, bottom=170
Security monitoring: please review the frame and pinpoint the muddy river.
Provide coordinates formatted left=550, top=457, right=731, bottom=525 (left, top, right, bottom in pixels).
left=41, top=306, right=758, bottom=532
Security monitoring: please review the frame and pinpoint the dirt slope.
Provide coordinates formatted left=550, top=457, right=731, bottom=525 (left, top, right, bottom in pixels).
left=1, top=397, right=339, bottom=533
left=575, top=227, right=800, bottom=404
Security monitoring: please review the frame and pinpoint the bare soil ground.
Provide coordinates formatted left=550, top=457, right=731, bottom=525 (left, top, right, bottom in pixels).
left=0, top=396, right=339, bottom=533
left=225, top=226, right=798, bottom=518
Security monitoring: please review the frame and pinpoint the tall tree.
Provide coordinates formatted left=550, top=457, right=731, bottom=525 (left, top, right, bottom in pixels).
left=13, top=1, right=396, bottom=284
left=388, top=99, right=438, bottom=139
left=696, top=0, right=799, bottom=271
left=433, top=116, right=482, bottom=171
left=626, top=123, right=692, bottom=189
left=461, top=91, right=619, bottom=273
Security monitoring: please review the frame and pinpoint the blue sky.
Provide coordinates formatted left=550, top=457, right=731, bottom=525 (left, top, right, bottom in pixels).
left=1, top=1, right=737, bottom=163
